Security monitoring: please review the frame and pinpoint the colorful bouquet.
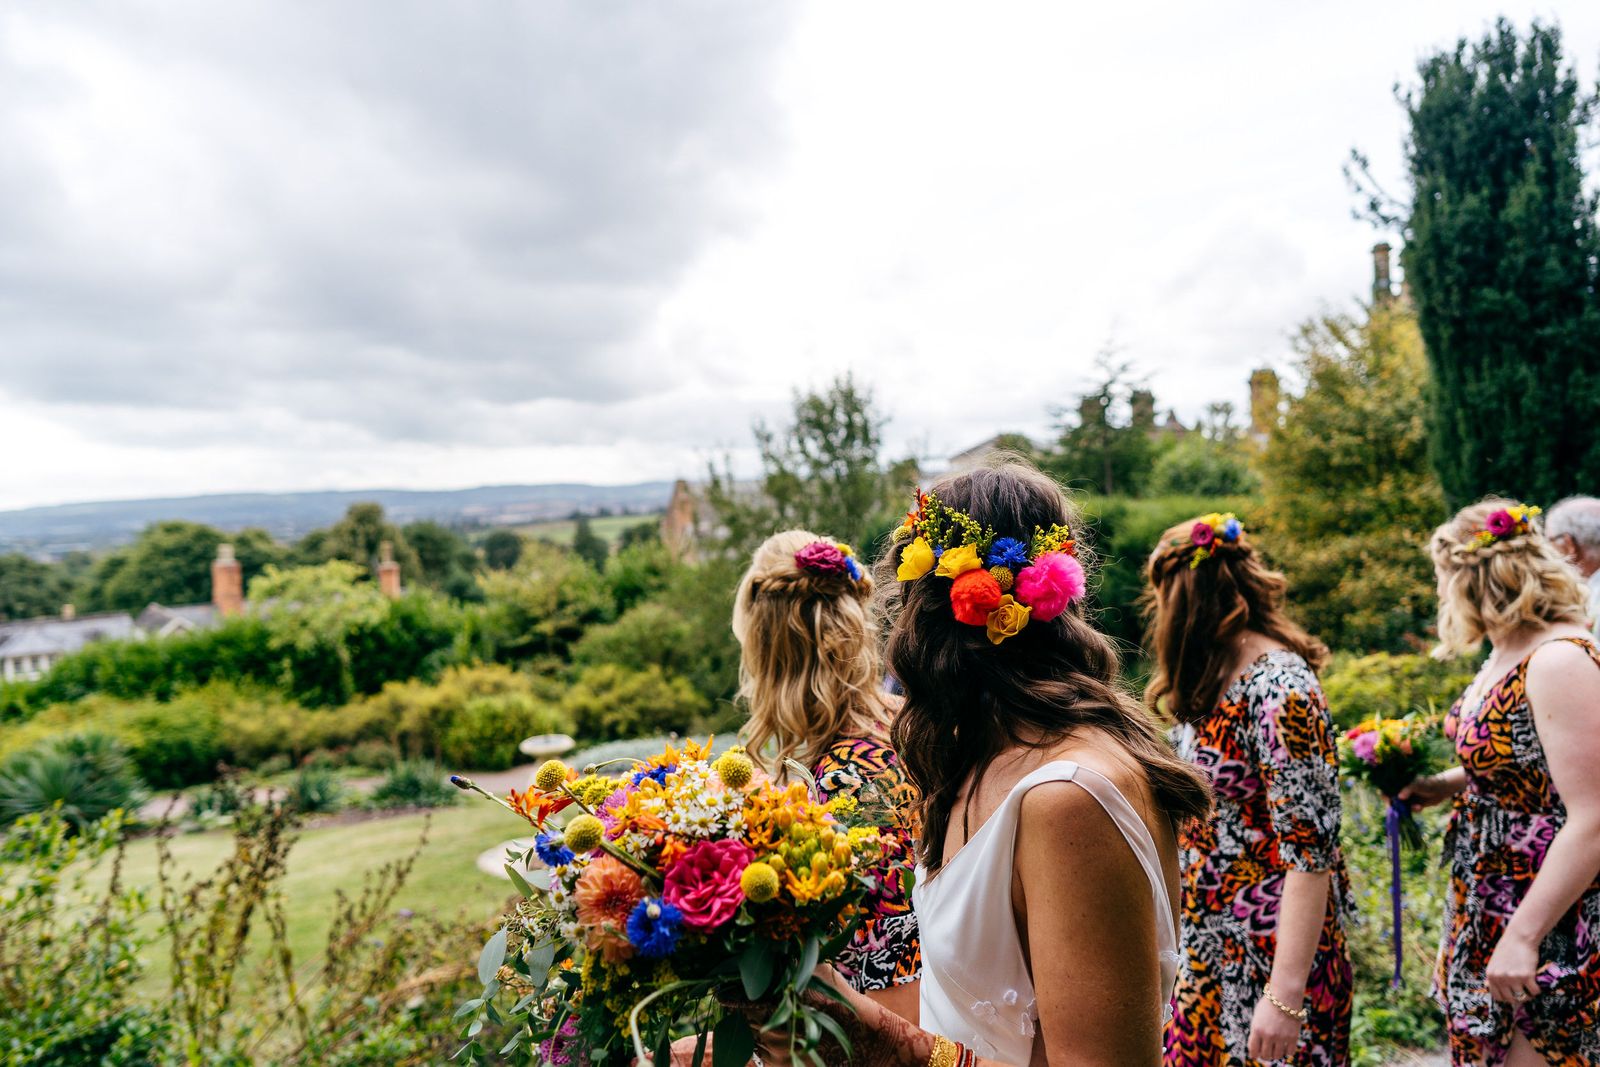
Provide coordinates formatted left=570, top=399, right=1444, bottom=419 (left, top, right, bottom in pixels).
left=1338, top=713, right=1448, bottom=986
left=449, top=740, right=890, bottom=1065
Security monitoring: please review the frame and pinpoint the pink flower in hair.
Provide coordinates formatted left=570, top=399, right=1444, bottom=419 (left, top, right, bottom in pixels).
left=794, top=541, right=848, bottom=576
left=1484, top=510, right=1516, bottom=538
left=1190, top=521, right=1216, bottom=548
left=1012, top=552, right=1086, bottom=622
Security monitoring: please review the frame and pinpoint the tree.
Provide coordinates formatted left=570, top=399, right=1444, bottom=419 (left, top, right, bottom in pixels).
left=0, top=555, right=72, bottom=621
left=1393, top=20, right=1600, bottom=505
left=1147, top=437, right=1259, bottom=497
left=80, top=523, right=285, bottom=613
left=477, top=542, right=614, bottom=664
left=708, top=374, right=900, bottom=555
left=481, top=529, right=524, bottom=571
left=248, top=561, right=390, bottom=705
left=1259, top=305, right=1446, bottom=650
left=402, top=521, right=482, bottom=601
left=294, top=503, right=421, bottom=582
left=1041, top=352, right=1158, bottom=496
left=616, top=520, right=660, bottom=551
left=571, top=516, right=610, bottom=571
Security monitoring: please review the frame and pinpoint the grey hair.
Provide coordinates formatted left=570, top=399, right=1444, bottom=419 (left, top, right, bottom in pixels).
left=1545, top=496, right=1600, bottom=549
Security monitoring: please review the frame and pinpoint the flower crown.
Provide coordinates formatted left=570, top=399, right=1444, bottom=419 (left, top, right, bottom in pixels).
left=892, top=489, right=1087, bottom=645
left=794, top=539, right=862, bottom=581
left=1470, top=503, right=1541, bottom=550
left=1168, top=512, right=1243, bottom=569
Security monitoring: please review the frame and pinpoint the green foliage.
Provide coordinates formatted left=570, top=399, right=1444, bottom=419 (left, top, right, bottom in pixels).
left=1039, top=354, right=1159, bottom=496
left=0, top=733, right=146, bottom=830
left=561, top=664, right=708, bottom=741
left=708, top=373, right=903, bottom=556
left=367, top=760, right=460, bottom=810
left=1147, top=436, right=1260, bottom=497
left=478, top=542, right=614, bottom=662
left=294, top=501, right=423, bottom=581
left=571, top=515, right=611, bottom=571
left=0, top=551, right=74, bottom=621
left=605, top=540, right=680, bottom=613
left=403, top=520, right=484, bottom=601
left=440, top=694, right=570, bottom=770
left=0, top=810, right=170, bottom=1065
left=81, top=521, right=284, bottom=614
left=571, top=601, right=699, bottom=677
left=1396, top=19, right=1600, bottom=506
left=356, top=663, right=568, bottom=767
left=480, top=528, right=524, bottom=571
left=287, top=766, right=346, bottom=813
left=1259, top=306, right=1445, bottom=652
left=1321, top=652, right=1478, bottom=730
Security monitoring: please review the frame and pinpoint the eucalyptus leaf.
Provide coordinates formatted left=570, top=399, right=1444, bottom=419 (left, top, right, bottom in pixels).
left=712, top=1014, right=757, bottom=1067
left=505, top=864, right=537, bottom=898
left=792, top=936, right=820, bottom=992
left=739, top=943, right=775, bottom=1000
left=478, top=926, right=509, bottom=986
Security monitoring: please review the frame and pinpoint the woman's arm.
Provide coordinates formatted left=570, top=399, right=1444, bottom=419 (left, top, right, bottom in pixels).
left=1398, top=765, right=1468, bottom=809
left=1484, top=642, right=1600, bottom=1003
left=1248, top=871, right=1327, bottom=1061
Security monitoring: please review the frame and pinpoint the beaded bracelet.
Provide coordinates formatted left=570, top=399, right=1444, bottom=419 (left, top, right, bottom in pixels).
left=1264, top=986, right=1308, bottom=1023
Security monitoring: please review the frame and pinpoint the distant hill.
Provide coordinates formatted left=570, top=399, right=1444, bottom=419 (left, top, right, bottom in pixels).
left=0, top=482, right=675, bottom=556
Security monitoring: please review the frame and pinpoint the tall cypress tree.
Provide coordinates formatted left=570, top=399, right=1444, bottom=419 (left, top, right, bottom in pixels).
left=1399, top=20, right=1600, bottom=506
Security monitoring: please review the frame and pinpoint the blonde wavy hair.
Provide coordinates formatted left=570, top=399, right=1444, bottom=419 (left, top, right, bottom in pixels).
left=1429, top=498, right=1590, bottom=658
left=732, top=529, right=887, bottom=773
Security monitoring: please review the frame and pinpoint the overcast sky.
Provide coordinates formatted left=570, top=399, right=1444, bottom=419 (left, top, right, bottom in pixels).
left=2, top=2, right=1598, bottom=510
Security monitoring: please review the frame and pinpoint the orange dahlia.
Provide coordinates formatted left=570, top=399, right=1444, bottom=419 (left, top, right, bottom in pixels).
left=574, top=856, right=644, bottom=963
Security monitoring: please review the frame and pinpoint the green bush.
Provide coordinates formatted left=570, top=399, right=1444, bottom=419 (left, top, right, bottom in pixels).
left=570, top=601, right=698, bottom=677
left=117, top=691, right=225, bottom=789
left=366, top=760, right=459, bottom=810
left=349, top=738, right=400, bottom=770
left=561, top=664, right=708, bottom=742
left=360, top=662, right=564, bottom=764
left=1321, top=651, right=1478, bottom=730
left=0, top=733, right=147, bottom=831
left=1147, top=438, right=1260, bottom=497
left=286, top=766, right=345, bottom=814
left=439, top=693, right=570, bottom=770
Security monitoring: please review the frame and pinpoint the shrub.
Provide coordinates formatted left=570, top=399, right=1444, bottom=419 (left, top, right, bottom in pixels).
left=117, top=691, right=225, bottom=789
left=560, top=664, right=708, bottom=742
left=1147, top=437, right=1260, bottom=497
left=366, top=760, right=459, bottom=810
left=0, top=733, right=147, bottom=831
left=286, top=767, right=345, bottom=814
left=439, top=693, right=570, bottom=770
left=359, top=662, right=564, bottom=763
left=571, top=601, right=698, bottom=677
left=349, top=738, right=400, bottom=770
left=478, top=542, right=615, bottom=662
left=1321, top=651, right=1478, bottom=730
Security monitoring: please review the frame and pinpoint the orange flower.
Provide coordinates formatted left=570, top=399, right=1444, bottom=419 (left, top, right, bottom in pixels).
left=658, top=836, right=690, bottom=871
left=507, top=787, right=573, bottom=828
left=574, top=856, right=644, bottom=964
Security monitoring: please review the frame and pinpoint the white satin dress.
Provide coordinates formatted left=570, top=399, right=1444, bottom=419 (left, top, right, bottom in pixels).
left=911, top=761, right=1182, bottom=1065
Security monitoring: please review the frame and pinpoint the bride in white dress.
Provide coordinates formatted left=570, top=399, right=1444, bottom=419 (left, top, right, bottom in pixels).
left=755, top=462, right=1211, bottom=1066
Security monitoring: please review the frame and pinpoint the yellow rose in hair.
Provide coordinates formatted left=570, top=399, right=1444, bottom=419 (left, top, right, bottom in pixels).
left=896, top=537, right=936, bottom=581
left=986, top=594, right=1031, bottom=645
left=935, top=543, right=982, bottom=579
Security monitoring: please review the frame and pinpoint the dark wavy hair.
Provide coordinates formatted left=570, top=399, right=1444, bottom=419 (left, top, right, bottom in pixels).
left=875, top=460, right=1212, bottom=872
left=1142, top=517, right=1329, bottom=724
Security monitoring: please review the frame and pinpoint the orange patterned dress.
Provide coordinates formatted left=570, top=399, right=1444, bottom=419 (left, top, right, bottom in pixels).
left=1164, top=650, right=1353, bottom=1067
left=1437, top=637, right=1600, bottom=1065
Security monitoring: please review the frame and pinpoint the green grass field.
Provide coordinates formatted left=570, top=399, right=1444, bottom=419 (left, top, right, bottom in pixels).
left=515, top=511, right=659, bottom=547
left=93, top=800, right=520, bottom=998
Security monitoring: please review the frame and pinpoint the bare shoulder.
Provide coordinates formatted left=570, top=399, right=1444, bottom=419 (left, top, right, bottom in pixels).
left=1526, top=636, right=1599, bottom=685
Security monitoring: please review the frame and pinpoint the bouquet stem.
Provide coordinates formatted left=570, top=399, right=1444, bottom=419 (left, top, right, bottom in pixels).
left=1384, top=796, right=1409, bottom=988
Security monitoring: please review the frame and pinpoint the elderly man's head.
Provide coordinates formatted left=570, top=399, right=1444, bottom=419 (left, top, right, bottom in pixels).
left=1545, top=496, right=1600, bottom=579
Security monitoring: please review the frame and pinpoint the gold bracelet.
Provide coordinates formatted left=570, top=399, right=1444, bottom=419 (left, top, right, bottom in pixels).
left=1264, top=986, right=1308, bottom=1023
left=928, top=1035, right=961, bottom=1067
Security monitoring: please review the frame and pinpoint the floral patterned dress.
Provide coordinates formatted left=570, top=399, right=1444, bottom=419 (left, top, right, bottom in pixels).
left=1165, top=650, right=1354, bottom=1067
left=812, top=736, right=922, bottom=992
left=1437, top=637, right=1600, bottom=1066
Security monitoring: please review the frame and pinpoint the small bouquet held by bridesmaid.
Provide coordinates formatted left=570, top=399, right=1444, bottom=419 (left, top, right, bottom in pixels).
left=449, top=739, right=890, bottom=1066
left=1338, top=713, right=1447, bottom=848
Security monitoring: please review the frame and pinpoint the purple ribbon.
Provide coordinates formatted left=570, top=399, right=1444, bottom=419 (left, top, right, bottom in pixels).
left=1385, top=797, right=1408, bottom=988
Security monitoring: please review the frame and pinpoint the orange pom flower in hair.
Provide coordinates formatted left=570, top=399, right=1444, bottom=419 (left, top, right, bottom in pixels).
left=950, top=568, right=1003, bottom=625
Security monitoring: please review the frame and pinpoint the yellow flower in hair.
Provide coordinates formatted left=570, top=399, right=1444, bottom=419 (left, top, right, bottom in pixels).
left=935, top=543, right=982, bottom=579
left=896, top=537, right=936, bottom=581
left=986, top=595, right=1031, bottom=645
left=836, top=543, right=854, bottom=558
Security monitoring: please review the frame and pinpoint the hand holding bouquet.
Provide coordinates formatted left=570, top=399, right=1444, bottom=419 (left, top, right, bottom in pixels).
left=450, top=739, right=890, bottom=1066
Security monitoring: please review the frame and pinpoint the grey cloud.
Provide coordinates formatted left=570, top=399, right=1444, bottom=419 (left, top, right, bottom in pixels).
left=0, top=1, right=795, bottom=443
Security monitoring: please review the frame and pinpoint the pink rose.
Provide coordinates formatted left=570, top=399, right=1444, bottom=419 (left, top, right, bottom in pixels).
left=1190, top=521, right=1215, bottom=548
left=1012, top=552, right=1086, bottom=623
left=794, top=541, right=848, bottom=576
left=1351, top=731, right=1379, bottom=764
left=662, top=839, right=754, bottom=930
left=1485, top=510, right=1516, bottom=538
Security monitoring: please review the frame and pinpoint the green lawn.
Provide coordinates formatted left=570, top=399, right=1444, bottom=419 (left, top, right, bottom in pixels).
left=516, top=511, right=659, bottom=547
left=95, top=800, right=522, bottom=998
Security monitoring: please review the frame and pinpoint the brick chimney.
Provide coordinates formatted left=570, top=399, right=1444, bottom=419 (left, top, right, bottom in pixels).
left=212, top=543, right=244, bottom=617
left=377, top=540, right=402, bottom=598
left=1372, top=242, right=1394, bottom=306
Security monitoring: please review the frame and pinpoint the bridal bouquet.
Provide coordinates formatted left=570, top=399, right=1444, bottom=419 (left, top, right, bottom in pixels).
left=450, top=739, right=885, bottom=1066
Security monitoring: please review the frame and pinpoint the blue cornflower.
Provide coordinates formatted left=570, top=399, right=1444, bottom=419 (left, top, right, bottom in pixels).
left=533, top=832, right=574, bottom=868
left=1222, top=518, right=1242, bottom=542
left=631, top=764, right=675, bottom=787
left=985, top=537, right=1031, bottom=571
left=845, top=556, right=862, bottom=581
left=626, top=897, right=684, bottom=959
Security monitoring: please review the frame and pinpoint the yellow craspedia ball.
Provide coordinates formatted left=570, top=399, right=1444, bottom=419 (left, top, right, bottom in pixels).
left=989, top=565, right=1015, bottom=592
left=562, top=814, right=605, bottom=854
left=713, top=748, right=755, bottom=790
left=740, top=861, right=780, bottom=903
left=534, top=760, right=570, bottom=793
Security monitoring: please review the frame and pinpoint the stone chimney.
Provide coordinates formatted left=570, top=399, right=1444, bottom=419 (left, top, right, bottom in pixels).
left=61, top=604, right=76, bottom=621
left=212, top=543, right=244, bottom=618
left=1372, top=242, right=1394, bottom=306
left=1249, top=368, right=1282, bottom=440
left=377, top=540, right=403, bottom=598
left=1129, top=389, right=1157, bottom=431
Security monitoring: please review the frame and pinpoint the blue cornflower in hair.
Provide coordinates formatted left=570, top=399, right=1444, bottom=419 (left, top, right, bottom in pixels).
left=1222, top=517, right=1242, bottom=542
left=626, top=897, right=684, bottom=959
left=985, top=537, right=1031, bottom=571
left=845, top=556, right=862, bottom=581
left=631, top=764, right=675, bottom=787
left=533, top=831, right=574, bottom=868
